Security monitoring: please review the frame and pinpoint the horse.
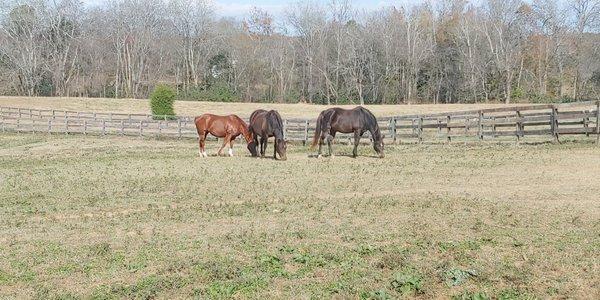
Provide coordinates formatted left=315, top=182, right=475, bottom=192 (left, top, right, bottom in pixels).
left=194, top=114, right=258, bottom=157
left=249, top=109, right=287, bottom=160
left=311, top=106, right=385, bottom=158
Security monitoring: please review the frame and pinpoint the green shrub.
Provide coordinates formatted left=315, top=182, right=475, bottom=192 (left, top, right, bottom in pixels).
left=150, top=84, right=176, bottom=118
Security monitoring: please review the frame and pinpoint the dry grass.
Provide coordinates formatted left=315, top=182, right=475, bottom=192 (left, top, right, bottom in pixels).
left=0, top=96, right=530, bottom=119
left=0, top=132, right=599, bottom=299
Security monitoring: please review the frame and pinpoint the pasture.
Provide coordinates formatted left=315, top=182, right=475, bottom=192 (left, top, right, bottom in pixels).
left=1, top=132, right=599, bottom=299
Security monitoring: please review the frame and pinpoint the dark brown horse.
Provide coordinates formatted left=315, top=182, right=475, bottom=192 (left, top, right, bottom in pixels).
left=311, top=106, right=384, bottom=158
left=195, top=114, right=257, bottom=157
left=249, top=109, right=287, bottom=160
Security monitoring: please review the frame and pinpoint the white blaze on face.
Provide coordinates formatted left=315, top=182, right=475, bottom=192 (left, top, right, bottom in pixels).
left=228, top=148, right=233, bottom=157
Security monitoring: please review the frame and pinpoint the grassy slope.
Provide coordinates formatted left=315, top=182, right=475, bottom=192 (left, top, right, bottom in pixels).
left=0, top=133, right=598, bottom=299
left=0, top=96, right=529, bottom=119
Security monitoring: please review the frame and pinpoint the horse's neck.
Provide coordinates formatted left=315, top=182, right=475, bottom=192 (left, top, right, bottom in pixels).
left=265, top=114, right=283, bottom=140
left=368, top=123, right=381, bottom=140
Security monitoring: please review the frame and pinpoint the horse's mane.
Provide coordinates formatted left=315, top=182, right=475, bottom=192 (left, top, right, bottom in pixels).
left=357, top=107, right=381, bottom=141
left=267, top=110, right=284, bottom=140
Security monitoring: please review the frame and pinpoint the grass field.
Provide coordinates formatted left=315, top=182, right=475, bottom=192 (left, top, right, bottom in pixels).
left=0, top=96, right=530, bottom=119
left=1, top=132, right=598, bottom=299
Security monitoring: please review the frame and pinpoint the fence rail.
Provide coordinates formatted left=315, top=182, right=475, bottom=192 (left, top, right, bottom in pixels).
left=1, top=101, right=599, bottom=144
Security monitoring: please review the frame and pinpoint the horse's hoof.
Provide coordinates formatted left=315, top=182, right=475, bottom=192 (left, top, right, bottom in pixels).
left=331, top=155, right=335, bottom=159
left=317, top=155, right=322, bottom=159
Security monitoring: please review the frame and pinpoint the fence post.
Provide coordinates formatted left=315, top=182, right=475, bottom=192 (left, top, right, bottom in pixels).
left=583, top=110, right=590, bottom=137
left=478, top=111, right=484, bottom=141
left=48, top=119, right=51, bottom=134
left=304, top=120, right=309, bottom=146
left=102, top=120, right=106, bottom=135
left=418, top=116, right=423, bottom=143
left=177, top=119, right=182, bottom=139
left=65, top=119, right=68, bottom=135
left=32, top=119, right=35, bottom=134
left=390, top=117, right=397, bottom=144
left=446, top=115, right=451, bottom=143
left=52, top=110, right=56, bottom=119
left=139, top=121, right=143, bottom=137
left=516, top=110, right=522, bottom=143
left=83, top=120, right=87, bottom=135
left=121, top=120, right=125, bottom=136
left=0, top=114, right=4, bottom=133
left=551, top=106, right=559, bottom=143
left=158, top=121, right=162, bottom=138
left=128, top=114, right=132, bottom=123
left=283, top=119, right=288, bottom=140
left=596, top=100, right=600, bottom=145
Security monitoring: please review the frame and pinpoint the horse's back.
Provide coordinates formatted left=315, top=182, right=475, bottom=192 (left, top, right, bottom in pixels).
left=196, top=114, right=245, bottom=130
left=250, top=109, right=268, bottom=122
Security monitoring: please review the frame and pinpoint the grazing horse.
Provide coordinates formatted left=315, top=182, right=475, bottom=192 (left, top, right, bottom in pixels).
left=249, top=109, right=287, bottom=160
left=311, top=106, right=384, bottom=158
left=194, top=114, right=257, bottom=157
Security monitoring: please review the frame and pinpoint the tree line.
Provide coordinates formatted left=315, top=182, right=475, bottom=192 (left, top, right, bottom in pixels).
left=1, top=0, right=599, bottom=104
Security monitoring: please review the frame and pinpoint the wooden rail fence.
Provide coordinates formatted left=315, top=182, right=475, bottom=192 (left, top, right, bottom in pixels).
left=1, top=101, right=599, bottom=144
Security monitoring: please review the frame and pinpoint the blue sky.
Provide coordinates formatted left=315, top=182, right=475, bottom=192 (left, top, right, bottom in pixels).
left=82, top=0, right=419, bottom=19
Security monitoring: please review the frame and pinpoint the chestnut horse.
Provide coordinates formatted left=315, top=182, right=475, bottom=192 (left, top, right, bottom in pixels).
left=194, top=114, right=257, bottom=157
left=249, top=109, right=287, bottom=160
left=311, top=106, right=384, bottom=158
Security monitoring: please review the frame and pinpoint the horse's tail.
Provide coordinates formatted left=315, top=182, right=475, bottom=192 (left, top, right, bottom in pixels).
left=310, top=112, right=324, bottom=149
left=311, top=110, right=334, bottom=149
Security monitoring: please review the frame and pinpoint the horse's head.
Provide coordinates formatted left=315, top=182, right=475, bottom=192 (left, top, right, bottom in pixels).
left=276, top=138, right=287, bottom=161
left=374, top=134, right=385, bottom=158
left=247, top=140, right=258, bottom=157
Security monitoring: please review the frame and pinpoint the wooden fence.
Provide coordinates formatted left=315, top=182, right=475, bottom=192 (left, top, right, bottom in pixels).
left=1, top=101, right=599, bottom=144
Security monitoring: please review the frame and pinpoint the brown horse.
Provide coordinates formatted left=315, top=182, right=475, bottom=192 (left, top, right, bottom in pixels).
left=311, top=106, right=384, bottom=158
left=249, top=109, right=287, bottom=160
left=194, top=114, right=257, bottom=157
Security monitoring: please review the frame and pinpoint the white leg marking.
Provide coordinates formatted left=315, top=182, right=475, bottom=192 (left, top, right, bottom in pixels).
left=228, top=148, right=233, bottom=157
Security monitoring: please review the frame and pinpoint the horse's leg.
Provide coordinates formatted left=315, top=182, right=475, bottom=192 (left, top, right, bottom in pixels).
left=260, top=136, right=266, bottom=158
left=353, top=130, right=361, bottom=158
left=199, top=132, right=207, bottom=157
left=273, top=138, right=277, bottom=159
left=217, top=134, right=230, bottom=156
left=253, top=135, right=259, bottom=158
left=198, top=133, right=204, bottom=157
left=228, top=136, right=235, bottom=157
left=326, top=132, right=335, bottom=157
left=317, top=132, right=325, bottom=158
